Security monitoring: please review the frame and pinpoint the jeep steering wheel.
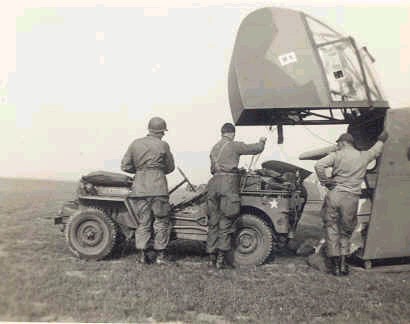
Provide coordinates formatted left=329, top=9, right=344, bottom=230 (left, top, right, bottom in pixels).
left=177, top=167, right=196, bottom=192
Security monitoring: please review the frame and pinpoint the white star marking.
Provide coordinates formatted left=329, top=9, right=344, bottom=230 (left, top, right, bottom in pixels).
left=269, top=199, right=278, bottom=209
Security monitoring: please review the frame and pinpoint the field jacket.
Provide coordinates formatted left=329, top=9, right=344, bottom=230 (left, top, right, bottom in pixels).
left=209, top=136, right=265, bottom=175
left=121, top=134, right=175, bottom=197
left=315, top=141, right=384, bottom=195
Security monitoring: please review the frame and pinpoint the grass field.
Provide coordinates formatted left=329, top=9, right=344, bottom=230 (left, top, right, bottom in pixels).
left=0, top=177, right=409, bottom=323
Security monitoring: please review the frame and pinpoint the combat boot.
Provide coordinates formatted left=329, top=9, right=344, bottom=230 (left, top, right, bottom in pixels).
left=136, top=249, right=147, bottom=264
left=208, top=253, right=217, bottom=267
left=156, top=250, right=173, bottom=265
left=215, top=250, right=234, bottom=269
left=340, top=255, right=350, bottom=276
left=330, top=256, right=341, bottom=276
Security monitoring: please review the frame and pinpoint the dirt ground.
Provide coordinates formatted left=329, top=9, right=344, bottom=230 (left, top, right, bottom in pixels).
left=0, top=177, right=409, bottom=323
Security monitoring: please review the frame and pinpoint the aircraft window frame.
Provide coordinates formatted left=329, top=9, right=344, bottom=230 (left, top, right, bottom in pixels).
left=305, top=14, right=387, bottom=106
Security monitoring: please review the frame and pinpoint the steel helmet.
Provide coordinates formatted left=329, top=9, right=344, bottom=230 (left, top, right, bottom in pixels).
left=148, top=117, right=168, bottom=133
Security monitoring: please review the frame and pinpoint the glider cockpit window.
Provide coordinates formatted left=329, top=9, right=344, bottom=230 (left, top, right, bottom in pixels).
left=305, top=15, right=386, bottom=105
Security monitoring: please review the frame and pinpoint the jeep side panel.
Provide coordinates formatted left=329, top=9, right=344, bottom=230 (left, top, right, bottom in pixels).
left=241, top=195, right=289, bottom=233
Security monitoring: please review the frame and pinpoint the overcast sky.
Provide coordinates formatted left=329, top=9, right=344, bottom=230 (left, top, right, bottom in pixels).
left=0, top=0, right=409, bottom=185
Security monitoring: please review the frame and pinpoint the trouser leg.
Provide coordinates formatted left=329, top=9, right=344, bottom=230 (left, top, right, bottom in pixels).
left=206, top=193, right=221, bottom=254
left=321, top=194, right=341, bottom=276
left=207, top=175, right=240, bottom=269
left=217, top=215, right=236, bottom=252
left=339, top=237, right=350, bottom=256
left=206, top=222, right=219, bottom=254
left=215, top=216, right=236, bottom=269
left=339, top=194, right=359, bottom=256
left=217, top=187, right=240, bottom=252
left=130, top=198, right=153, bottom=251
left=325, top=217, right=340, bottom=257
left=322, top=192, right=341, bottom=257
left=152, top=216, right=170, bottom=251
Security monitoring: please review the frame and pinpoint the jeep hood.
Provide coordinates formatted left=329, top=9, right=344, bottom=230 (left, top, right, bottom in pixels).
left=261, top=160, right=312, bottom=181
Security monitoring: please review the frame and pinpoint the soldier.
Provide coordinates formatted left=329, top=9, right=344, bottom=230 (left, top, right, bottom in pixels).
left=121, top=117, right=175, bottom=265
left=315, top=130, right=388, bottom=276
left=207, top=122, right=266, bottom=269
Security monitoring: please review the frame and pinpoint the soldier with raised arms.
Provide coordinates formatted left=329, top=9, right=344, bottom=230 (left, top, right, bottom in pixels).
left=121, top=117, right=175, bottom=265
left=207, top=122, right=266, bottom=269
left=315, top=130, right=388, bottom=276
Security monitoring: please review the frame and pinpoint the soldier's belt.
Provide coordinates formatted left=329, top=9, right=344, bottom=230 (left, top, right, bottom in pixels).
left=135, top=168, right=163, bottom=172
left=214, top=172, right=239, bottom=176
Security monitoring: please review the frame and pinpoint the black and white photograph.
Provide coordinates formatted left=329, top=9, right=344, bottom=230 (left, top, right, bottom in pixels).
left=0, top=0, right=409, bottom=322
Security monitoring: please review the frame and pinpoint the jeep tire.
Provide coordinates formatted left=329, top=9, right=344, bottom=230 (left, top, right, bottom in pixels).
left=65, top=207, right=119, bottom=260
left=231, top=213, right=274, bottom=266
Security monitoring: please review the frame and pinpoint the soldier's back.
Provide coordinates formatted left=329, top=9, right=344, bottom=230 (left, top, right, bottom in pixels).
left=130, top=135, right=168, bottom=169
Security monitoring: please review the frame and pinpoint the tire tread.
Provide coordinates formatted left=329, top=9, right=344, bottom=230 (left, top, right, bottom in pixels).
left=232, top=213, right=274, bottom=266
left=65, top=207, right=118, bottom=260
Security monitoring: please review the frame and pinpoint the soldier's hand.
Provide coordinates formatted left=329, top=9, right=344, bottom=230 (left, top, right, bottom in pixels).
left=259, top=137, right=267, bottom=144
left=323, top=180, right=336, bottom=190
left=378, top=130, right=389, bottom=142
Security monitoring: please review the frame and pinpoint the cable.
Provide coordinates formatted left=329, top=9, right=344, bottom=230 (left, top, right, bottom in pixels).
left=266, top=125, right=276, bottom=143
left=265, top=125, right=290, bottom=161
left=278, top=144, right=290, bottom=161
left=302, top=125, right=334, bottom=145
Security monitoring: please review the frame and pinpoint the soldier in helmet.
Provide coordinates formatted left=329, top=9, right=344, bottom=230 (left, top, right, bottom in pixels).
left=121, top=117, right=175, bottom=264
left=315, top=130, right=388, bottom=276
left=207, top=122, right=266, bottom=269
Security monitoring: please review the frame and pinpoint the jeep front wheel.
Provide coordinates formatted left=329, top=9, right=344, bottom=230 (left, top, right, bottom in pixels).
left=65, top=207, right=118, bottom=260
left=231, top=213, right=274, bottom=266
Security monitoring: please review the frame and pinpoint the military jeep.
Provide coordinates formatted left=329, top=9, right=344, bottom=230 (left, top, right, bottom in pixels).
left=55, top=161, right=311, bottom=266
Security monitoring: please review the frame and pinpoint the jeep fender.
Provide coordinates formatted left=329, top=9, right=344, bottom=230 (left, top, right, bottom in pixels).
left=241, top=195, right=289, bottom=233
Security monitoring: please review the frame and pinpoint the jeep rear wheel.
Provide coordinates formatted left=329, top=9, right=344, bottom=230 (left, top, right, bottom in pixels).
left=65, top=207, right=118, bottom=260
left=231, top=213, right=274, bottom=266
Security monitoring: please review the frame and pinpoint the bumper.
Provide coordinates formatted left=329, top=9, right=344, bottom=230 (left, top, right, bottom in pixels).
left=54, top=215, right=64, bottom=225
left=54, top=200, right=79, bottom=231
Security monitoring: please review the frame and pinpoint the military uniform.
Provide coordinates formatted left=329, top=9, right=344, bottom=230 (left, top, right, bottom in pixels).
left=121, top=134, right=175, bottom=252
left=207, top=136, right=265, bottom=258
left=315, top=140, right=384, bottom=259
